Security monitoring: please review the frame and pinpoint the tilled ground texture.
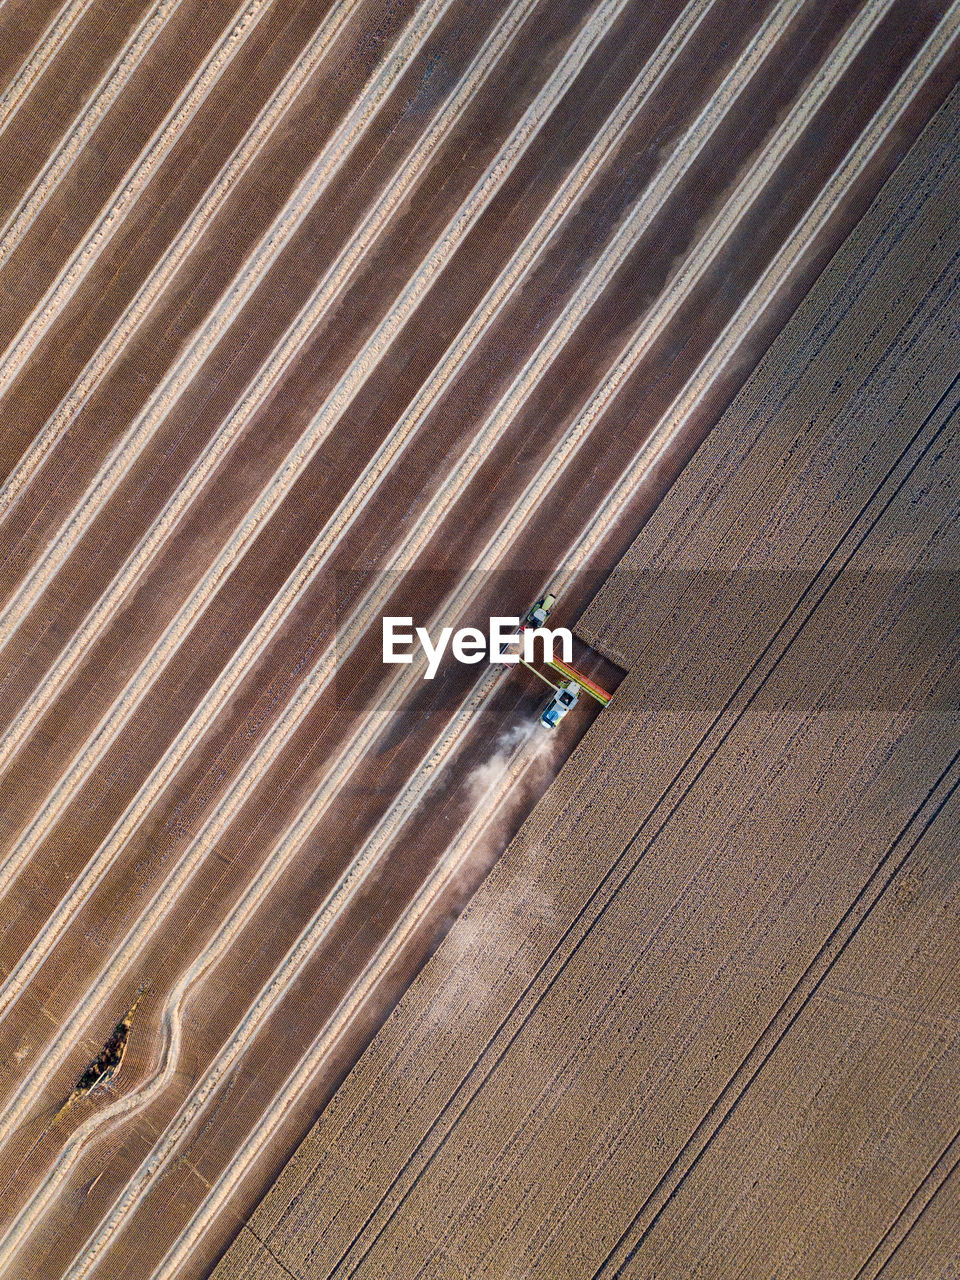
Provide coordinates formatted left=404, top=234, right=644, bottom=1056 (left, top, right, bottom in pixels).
left=1, top=1, right=958, bottom=1277
left=215, top=86, right=960, bottom=1280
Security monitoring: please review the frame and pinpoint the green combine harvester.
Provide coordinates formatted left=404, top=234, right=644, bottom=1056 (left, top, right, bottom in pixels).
left=519, top=592, right=611, bottom=729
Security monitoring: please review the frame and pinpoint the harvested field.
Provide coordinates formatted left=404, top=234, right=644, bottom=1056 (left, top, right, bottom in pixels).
left=212, top=84, right=960, bottom=1280
left=1, top=0, right=958, bottom=1277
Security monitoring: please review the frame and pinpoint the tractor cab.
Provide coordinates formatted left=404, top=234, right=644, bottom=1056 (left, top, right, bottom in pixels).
left=525, top=592, right=556, bottom=630
left=540, top=679, right=579, bottom=730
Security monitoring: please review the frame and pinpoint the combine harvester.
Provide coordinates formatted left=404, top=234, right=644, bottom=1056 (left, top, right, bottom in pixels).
left=518, top=593, right=612, bottom=729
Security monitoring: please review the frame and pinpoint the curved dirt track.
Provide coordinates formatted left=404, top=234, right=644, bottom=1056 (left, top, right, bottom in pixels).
left=0, top=0, right=957, bottom=1276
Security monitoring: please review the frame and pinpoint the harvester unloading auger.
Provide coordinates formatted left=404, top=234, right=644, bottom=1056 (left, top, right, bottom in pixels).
left=517, top=593, right=612, bottom=729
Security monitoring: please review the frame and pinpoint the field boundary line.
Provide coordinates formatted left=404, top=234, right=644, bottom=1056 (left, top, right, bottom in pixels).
left=575, top=101, right=960, bottom=670
left=331, top=400, right=960, bottom=1280
left=341, top=275, right=960, bottom=1280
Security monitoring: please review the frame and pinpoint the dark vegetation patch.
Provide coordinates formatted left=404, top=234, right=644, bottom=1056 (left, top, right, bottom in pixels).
left=68, top=988, right=147, bottom=1102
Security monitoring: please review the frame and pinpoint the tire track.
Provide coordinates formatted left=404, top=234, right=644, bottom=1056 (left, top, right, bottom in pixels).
left=857, top=1122, right=960, bottom=1280
left=554, top=0, right=960, bottom=596
left=0, top=0, right=711, bottom=1024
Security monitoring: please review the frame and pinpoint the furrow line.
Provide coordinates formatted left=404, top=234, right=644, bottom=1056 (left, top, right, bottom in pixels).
left=0, top=0, right=456, bottom=640
left=0, top=0, right=187, bottom=271
left=378, top=0, right=859, bottom=587
left=0, top=0, right=96, bottom=136
left=0, top=0, right=535, bottom=746
left=0, top=0, right=713, bottom=1020
left=0, top=0, right=367, bottom=518
left=99, top=13, right=960, bottom=1274
left=0, top=0, right=629, bottom=1165
left=0, top=0, right=610, bottom=894
left=468, top=0, right=896, bottom=592
left=0, top=0, right=276, bottom=399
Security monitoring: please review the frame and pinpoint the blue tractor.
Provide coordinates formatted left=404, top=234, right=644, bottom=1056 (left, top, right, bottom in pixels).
left=540, top=680, right=579, bottom=730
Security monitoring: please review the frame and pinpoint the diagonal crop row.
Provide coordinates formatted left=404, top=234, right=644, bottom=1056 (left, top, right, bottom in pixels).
left=0, top=0, right=610, bottom=895
left=0, top=0, right=98, bottom=136
left=0, top=0, right=186, bottom=273
left=0, top=0, right=276, bottom=400
left=0, top=0, right=454, bottom=622
left=0, top=0, right=795, bottom=1166
left=0, top=0, right=369, bottom=518
left=0, top=0, right=713, bottom=1025
left=0, top=0, right=843, bottom=1168
left=19, top=655, right=523, bottom=1280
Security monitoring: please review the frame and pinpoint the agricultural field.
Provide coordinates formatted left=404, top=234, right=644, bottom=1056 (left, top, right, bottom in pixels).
left=0, top=0, right=957, bottom=1276
left=214, top=84, right=960, bottom=1280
